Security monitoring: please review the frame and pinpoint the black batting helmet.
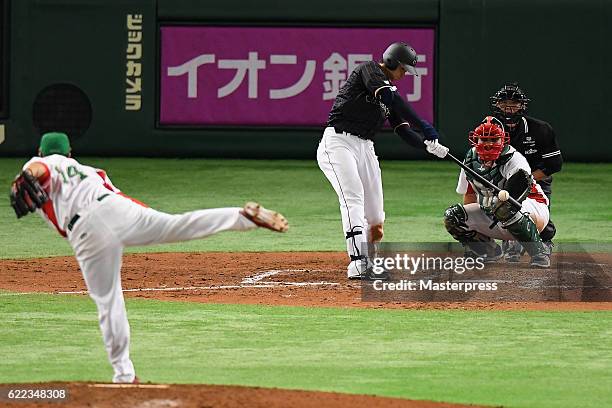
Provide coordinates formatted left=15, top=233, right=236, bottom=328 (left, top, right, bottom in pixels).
left=490, top=83, right=530, bottom=127
left=382, top=42, right=419, bottom=76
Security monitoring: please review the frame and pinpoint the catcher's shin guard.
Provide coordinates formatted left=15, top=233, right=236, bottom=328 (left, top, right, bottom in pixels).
left=491, top=183, right=547, bottom=257
left=501, top=213, right=547, bottom=257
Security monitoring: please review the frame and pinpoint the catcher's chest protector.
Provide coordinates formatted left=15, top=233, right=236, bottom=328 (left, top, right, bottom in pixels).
left=464, top=149, right=513, bottom=211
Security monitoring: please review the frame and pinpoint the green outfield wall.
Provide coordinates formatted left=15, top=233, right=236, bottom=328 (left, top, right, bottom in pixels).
left=0, top=0, right=609, bottom=160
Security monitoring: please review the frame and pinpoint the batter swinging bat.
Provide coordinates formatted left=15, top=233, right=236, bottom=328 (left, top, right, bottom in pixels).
left=445, top=151, right=522, bottom=209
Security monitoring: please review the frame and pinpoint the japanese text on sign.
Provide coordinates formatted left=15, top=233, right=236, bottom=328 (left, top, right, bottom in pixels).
left=125, top=14, right=142, bottom=111
left=160, top=26, right=435, bottom=126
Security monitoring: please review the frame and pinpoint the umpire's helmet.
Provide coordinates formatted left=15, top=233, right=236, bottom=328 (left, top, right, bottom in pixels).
left=383, top=42, right=419, bottom=76
left=490, top=83, right=530, bottom=128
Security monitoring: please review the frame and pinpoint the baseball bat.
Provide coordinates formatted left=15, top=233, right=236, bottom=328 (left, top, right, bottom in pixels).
left=445, top=151, right=523, bottom=210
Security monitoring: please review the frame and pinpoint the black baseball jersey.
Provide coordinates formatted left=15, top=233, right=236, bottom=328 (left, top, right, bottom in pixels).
left=327, top=61, right=392, bottom=140
left=508, top=116, right=562, bottom=177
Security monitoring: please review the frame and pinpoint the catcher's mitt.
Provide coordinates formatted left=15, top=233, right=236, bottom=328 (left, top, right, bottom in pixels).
left=10, top=170, right=49, bottom=218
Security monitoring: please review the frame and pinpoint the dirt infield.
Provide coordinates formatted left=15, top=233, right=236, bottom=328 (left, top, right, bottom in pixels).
left=1, top=251, right=611, bottom=310
left=0, top=383, right=487, bottom=408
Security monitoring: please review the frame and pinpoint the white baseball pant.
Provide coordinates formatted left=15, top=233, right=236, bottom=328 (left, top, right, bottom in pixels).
left=463, top=198, right=550, bottom=240
left=67, top=194, right=256, bottom=382
left=317, top=127, right=385, bottom=274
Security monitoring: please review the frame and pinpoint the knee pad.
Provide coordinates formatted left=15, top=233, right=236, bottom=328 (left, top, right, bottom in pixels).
left=444, top=204, right=490, bottom=243
left=370, top=224, right=384, bottom=242
left=444, top=204, right=471, bottom=241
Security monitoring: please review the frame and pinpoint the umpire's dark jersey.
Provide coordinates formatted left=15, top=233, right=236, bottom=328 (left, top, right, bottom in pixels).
left=508, top=116, right=562, bottom=242
left=508, top=116, right=562, bottom=199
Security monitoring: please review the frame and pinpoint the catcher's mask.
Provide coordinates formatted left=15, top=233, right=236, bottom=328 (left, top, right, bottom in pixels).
left=490, top=82, right=530, bottom=128
left=469, top=116, right=510, bottom=162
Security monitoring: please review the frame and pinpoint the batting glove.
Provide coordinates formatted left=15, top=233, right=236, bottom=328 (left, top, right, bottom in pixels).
left=424, top=140, right=449, bottom=158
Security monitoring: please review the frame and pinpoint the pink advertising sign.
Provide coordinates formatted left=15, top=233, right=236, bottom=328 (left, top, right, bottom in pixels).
left=160, top=26, right=435, bottom=126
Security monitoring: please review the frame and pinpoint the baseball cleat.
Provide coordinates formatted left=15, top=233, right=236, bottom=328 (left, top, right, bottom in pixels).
left=359, top=268, right=390, bottom=281
left=503, top=241, right=523, bottom=263
left=463, top=248, right=483, bottom=260
left=530, top=253, right=551, bottom=268
left=241, top=202, right=289, bottom=233
left=463, top=244, right=503, bottom=263
left=505, top=254, right=522, bottom=263
left=347, top=260, right=389, bottom=281
left=543, top=240, right=555, bottom=253
left=504, top=252, right=522, bottom=263
left=348, top=270, right=390, bottom=281
left=484, top=244, right=504, bottom=263
left=347, top=260, right=363, bottom=279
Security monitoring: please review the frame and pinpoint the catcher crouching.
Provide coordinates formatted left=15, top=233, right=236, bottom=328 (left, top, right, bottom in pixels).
left=444, top=116, right=551, bottom=268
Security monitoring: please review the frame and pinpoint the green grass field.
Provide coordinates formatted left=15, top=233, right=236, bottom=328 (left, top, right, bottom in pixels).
left=1, top=158, right=611, bottom=407
left=1, top=295, right=611, bottom=408
left=1, top=158, right=611, bottom=259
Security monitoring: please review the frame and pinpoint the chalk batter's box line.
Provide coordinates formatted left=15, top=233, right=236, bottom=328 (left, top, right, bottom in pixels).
left=0, top=283, right=341, bottom=296
left=0, top=269, right=340, bottom=296
left=62, top=281, right=340, bottom=294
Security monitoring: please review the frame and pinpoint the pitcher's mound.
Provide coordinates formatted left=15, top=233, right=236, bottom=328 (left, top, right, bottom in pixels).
left=1, top=382, right=487, bottom=408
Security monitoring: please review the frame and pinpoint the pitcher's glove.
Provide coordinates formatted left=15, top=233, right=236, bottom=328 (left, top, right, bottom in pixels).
left=10, top=170, right=49, bottom=218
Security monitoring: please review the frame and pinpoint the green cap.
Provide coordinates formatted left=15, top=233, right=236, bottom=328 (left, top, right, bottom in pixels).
left=39, top=132, right=71, bottom=156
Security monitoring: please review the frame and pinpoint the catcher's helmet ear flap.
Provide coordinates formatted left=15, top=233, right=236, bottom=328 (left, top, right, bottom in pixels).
left=383, top=42, right=419, bottom=76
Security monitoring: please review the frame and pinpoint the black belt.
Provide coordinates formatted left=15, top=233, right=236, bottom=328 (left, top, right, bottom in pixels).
left=333, top=126, right=372, bottom=141
left=67, top=194, right=110, bottom=231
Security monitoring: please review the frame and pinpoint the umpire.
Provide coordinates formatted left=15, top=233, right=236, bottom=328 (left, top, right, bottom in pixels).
left=490, top=83, right=562, bottom=248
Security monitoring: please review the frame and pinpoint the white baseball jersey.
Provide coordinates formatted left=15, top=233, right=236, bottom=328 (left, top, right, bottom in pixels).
left=23, top=154, right=138, bottom=237
left=21, top=154, right=256, bottom=383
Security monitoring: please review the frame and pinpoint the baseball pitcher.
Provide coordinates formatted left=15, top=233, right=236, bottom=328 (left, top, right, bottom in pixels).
left=9, top=132, right=288, bottom=383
